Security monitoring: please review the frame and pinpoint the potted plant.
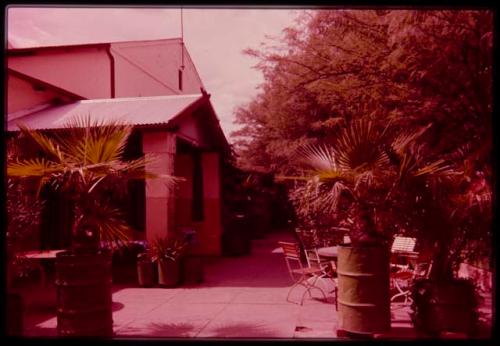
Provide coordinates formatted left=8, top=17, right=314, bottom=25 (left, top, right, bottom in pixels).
left=151, top=236, right=188, bottom=287
left=408, top=146, right=492, bottom=337
left=7, top=116, right=176, bottom=337
left=289, top=119, right=452, bottom=335
left=136, top=248, right=156, bottom=287
left=178, top=228, right=205, bottom=284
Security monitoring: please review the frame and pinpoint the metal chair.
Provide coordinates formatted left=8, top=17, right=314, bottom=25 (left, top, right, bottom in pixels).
left=278, top=241, right=327, bottom=305
left=390, top=236, right=417, bottom=271
left=391, top=262, right=433, bottom=304
left=295, top=228, right=339, bottom=307
left=304, top=247, right=338, bottom=309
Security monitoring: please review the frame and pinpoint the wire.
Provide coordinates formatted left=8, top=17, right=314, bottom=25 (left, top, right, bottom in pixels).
left=180, top=7, right=185, bottom=70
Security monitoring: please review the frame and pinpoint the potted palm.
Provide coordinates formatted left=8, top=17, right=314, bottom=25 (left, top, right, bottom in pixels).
left=151, top=236, right=188, bottom=287
left=7, top=116, right=176, bottom=337
left=137, top=248, right=156, bottom=287
left=290, top=119, right=452, bottom=335
left=408, top=147, right=491, bottom=337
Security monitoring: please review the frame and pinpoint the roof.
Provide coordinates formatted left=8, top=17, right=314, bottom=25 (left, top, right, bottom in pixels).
left=7, top=94, right=204, bottom=131
left=7, top=37, right=182, bottom=53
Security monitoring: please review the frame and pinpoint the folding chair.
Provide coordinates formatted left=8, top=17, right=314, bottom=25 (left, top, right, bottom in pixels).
left=389, top=236, right=418, bottom=305
left=391, top=262, right=433, bottom=304
left=304, top=248, right=338, bottom=309
left=390, top=236, right=417, bottom=271
left=278, top=241, right=327, bottom=305
left=296, top=229, right=340, bottom=306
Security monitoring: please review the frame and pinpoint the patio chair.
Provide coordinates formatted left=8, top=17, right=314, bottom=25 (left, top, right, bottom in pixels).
left=390, top=236, right=417, bottom=271
left=278, top=241, right=327, bottom=305
left=391, top=261, right=433, bottom=304
left=303, top=247, right=338, bottom=309
left=389, top=235, right=418, bottom=305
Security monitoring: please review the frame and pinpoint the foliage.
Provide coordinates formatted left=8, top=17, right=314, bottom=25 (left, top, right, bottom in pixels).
left=6, top=139, right=45, bottom=284
left=410, top=278, right=480, bottom=336
left=288, top=119, right=455, bottom=247
left=7, top=116, right=178, bottom=253
left=150, top=236, right=188, bottom=262
left=233, top=9, right=492, bottom=279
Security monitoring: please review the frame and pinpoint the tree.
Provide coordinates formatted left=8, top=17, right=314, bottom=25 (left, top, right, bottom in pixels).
left=233, top=9, right=493, bottom=279
left=232, top=9, right=492, bottom=177
left=7, top=116, right=176, bottom=252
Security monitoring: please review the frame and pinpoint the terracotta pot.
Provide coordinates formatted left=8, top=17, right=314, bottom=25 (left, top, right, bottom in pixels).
left=158, top=258, right=180, bottom=287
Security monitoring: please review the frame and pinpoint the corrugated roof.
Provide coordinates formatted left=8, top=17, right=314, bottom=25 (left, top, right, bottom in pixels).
left=7, top=94, right=204, bottom=131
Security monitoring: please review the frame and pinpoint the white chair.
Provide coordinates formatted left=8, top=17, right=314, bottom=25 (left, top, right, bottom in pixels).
left=278, top=241, right=327, bottom=305
left=391, top=262, right=433, bottom=304
left=390, top=236, right=417, bottom=271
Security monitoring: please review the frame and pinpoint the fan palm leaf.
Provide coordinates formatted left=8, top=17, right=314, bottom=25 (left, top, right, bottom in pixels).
left=7, top=114, right=179, bottom=251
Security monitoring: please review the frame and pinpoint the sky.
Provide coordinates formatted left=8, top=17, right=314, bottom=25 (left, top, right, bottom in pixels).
left=7, top=6, right=301, bottom=141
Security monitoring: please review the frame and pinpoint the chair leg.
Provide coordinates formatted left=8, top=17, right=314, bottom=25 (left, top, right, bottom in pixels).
left=287, top=280, right=303, bottom=304
left=335, top=286, right=338, bottom=311
left=391, top=279, right=412, bottom=304
left=289, top=275, right=327, bottom=305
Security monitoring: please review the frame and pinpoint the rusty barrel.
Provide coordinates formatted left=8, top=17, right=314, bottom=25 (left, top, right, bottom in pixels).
left=337, top=245, right=391, bottom=335
left=55, top=251, right=113, bottom=337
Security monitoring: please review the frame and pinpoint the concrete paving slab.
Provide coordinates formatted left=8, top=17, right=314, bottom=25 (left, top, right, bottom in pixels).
left=170, top=287, right=242, bottom=304
left=197, top=302, right=300, bottom=338
left=115, top=302, right=228, bottom=337
left=232, top=287, right=291, bottom=304
left=297, top=301, right=338, bottom=323
left=293, top=322, right=338, bottom=338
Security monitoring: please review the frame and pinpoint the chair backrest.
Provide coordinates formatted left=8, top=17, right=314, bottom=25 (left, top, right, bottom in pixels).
left=391, top=236, right=417, bottom=253
left=295, top=229, right=321, bottom=249
left=279, top=241, right=302, bottom=261
left=413, top=261, right=433, bottom=279
left=278, top=241, right=305, bottom=279
left=304, top=248, right=324, bottom=270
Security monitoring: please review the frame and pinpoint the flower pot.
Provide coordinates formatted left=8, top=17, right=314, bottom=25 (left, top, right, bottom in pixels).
left=55, top=250, right=113, bottom=337
left=158, top=258, right=180, bottom=287
left=7, top=292, right=24, bottom=336
left=137, top=256, right=156, bottom=287
left=181, top=256, right=204, bottom=284
left=112, top=243, right=146, bottom=284
left=411, top=279, right=479, bottom=337
left=221, top=214, right=252, bottom=256
left=337, top=244, right=391, bottom=335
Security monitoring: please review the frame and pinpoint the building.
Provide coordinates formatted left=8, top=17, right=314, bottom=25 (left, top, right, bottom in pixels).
left=6, top=38, right=230, bottom=256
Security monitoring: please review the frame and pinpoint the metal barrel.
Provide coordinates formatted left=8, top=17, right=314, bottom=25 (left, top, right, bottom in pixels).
left=55, top=251, right=113, bottom=337
left=337, top=245, right=391, bottom=334
left=419, top=280, right=477, bottom=335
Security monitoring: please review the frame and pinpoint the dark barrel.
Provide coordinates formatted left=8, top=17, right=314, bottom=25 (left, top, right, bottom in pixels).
left=55, top=251, right=113, bottom=337
left=413, top=279, right=478, bottom=335
left=7, top=292, right=23, bottom=336
left=337, top=245, right=391, bottom=335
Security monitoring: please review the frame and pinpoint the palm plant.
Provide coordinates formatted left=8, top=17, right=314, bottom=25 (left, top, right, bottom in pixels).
left=291, top=119, right=455, bottom=248
left=7, top=116, right=177, bottom=253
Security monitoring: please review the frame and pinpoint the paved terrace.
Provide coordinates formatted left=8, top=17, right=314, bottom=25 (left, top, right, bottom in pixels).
left=20, top=230, right=492, bottom=339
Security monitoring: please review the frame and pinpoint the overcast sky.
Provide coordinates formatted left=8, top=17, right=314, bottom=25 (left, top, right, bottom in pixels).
left=7, top=6, right=301, bottom=141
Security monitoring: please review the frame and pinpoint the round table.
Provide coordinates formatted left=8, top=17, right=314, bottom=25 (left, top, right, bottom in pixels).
left=19, top=250, right=66, bottom=286
left=317, top=246, right=338, bottom=259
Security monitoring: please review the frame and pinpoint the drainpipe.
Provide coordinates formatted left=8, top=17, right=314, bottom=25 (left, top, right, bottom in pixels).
left=106, top=44, right=115, bottom=98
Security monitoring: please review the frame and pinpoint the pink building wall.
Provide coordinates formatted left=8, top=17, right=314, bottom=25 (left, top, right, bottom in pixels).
left=8, top=46, right=111, bottom=99
left=7, top=39, right=204, bottom=112
left=112, top=40, right=203, bottom=97
left=7, top=73, right=71, bottom=116
left=174, top=151, right=222, bottom=256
